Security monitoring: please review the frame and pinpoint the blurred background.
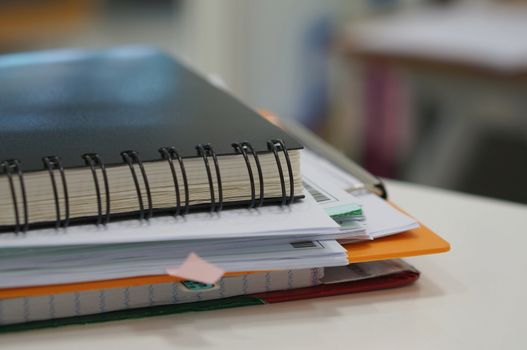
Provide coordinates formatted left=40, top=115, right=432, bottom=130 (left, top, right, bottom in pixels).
left=1, top=0, right=526, bottom=204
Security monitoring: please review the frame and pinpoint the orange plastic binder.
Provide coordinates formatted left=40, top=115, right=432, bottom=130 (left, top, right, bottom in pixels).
left=345, top=223, right=450, bottom=263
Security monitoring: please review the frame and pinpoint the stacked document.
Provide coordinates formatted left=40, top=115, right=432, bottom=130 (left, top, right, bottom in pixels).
left=0, top=150, right=423, bottom=291
left=0, top=195, right=350, bottom=288
left=302, top=150, right=419, bottom=240
left=0, top=149, right=421, bottom=288
left=0, top=143, right=435, bottom=331
left=0, top=47, right=449, bottom=332
left=0, top=150, right=449, bottom=330
left=0, top=151, right=419, bottom=290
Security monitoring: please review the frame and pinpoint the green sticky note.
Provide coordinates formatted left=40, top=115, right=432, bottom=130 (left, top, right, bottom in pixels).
left=325, top=203, right=363, bottom=219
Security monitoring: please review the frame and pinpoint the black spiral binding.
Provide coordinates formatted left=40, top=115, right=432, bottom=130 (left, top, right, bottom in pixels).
left=159, top=147, right=190, bottom=216
left=232, top=141, right=265, bottom=208
left=42, top=156, right=70, bottom=228
left=121, top=150, right=153, bottom=220
left=196, top=144, right=223, bottom=212
left=82, top=153, right=111, bottom=225
left=267, top=139, right=295, bottom=205
left=1, top=159, right=29, bottom=233
left=1, top=141, right=297, bottom=232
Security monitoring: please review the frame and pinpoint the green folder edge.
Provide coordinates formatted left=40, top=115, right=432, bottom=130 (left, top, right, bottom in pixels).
left=0, top=296, right=265, bottom=334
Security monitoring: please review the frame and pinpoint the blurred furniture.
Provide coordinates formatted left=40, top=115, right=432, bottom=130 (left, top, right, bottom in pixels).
left=0, top=0, right=97, bottom=51
left=343, top=3, right=527, bottom=202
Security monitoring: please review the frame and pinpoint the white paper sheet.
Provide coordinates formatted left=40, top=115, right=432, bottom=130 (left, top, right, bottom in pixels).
left=302, top=150, right=419, bottom=239
left=0, top=192, right=341, bottom=247
left=0, top=240, right=347, bottom=288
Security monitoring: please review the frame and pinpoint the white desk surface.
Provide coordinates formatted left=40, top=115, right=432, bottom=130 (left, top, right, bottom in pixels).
left=2, top=180, right=527, bottom=349
left=348, top=3, right=527, bottom=73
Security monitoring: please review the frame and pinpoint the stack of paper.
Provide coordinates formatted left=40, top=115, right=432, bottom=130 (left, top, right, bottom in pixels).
left=0, top=151, right=420, bottom=290
left=0, top=150, right=445, bottom=331
left=0, top=196, right=347, bottom=287
left=302, top=150, right=419, bottom=239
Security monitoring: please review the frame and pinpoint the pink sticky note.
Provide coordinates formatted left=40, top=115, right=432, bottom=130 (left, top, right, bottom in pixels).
left=166, top=252, right=225, bottom=284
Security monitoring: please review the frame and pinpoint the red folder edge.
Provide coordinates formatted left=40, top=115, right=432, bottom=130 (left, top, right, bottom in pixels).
left=254, top=270, right=420, bottom=303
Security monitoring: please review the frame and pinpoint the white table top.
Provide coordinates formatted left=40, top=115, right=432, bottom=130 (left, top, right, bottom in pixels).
left=2, top=180, right=527, bottom=349
left=348, top=3, right=527, bottom=73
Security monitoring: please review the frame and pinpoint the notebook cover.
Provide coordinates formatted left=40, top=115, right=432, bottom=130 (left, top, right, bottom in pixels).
left=0, top=270, right=419, bottom=334
left=0, top=222, right=448, bottom=299
left=0, top=46, right=302, bottom=172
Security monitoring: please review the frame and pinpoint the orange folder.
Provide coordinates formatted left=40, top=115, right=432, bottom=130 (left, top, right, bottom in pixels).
left=346, top=223, right=449, bottom=263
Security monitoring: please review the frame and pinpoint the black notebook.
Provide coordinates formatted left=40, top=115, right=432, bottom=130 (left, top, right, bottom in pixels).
left=0, top=47, right=304, bottom=233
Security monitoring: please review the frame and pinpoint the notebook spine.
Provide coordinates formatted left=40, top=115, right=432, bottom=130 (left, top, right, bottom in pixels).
left=267, top=139, right=294, bottom=205
left=159, top=147, right=189, bottom=216
left=0, top=160, right=28, bottom=233
left=196, top=144, right=223, bottom=212
left=42, top=156, right=70, bottom=229
left=232, top=142, right=263, bottom=208
left=121, top=150, right=153, bottom=220
left=1, top=139, right=295, bottom=233
left=82, top=153, right=111, bottom=225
